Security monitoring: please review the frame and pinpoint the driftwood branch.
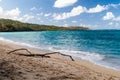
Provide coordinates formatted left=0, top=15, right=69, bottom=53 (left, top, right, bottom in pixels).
left=8, top=48, right=32, bottom=54
left=43, top=52, right=74, bottom=61
left=7, top=48, right=74, bottom=61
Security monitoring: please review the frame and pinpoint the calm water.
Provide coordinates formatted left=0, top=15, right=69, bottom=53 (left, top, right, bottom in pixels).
left=0, top=30, right=120, bottom=70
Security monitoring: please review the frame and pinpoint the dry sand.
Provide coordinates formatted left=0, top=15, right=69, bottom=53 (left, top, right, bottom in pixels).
left=0, top=40, right=120, bottom=80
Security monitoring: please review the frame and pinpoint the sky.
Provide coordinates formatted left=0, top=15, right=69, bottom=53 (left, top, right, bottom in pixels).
left=0, top=0, right=120, bottom=29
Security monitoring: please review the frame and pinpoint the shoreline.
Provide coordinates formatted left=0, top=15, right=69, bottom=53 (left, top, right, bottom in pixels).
left=0, top=38, right=120, bottom=71
left=0, top=40, right=120, bottom=79
left=1, top=32, right=120, bottom=72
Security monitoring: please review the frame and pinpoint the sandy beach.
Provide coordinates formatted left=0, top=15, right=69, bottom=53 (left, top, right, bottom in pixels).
left=0, top=40, right=120, bottom=80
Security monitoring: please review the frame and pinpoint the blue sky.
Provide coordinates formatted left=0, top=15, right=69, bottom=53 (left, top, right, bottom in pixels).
left=0, top=0, right=120, bottom=29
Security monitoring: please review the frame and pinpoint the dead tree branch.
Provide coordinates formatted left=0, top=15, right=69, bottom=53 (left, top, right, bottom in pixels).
left=8, top=48, right=32, bottom=54
left=43, top=52, right=74, bottom=61
left=7, top=48, right=74, bottom=61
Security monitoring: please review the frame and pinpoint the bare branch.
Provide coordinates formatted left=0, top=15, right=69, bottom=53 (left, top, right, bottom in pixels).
left=17, top=53, right=51, bottom=58
left=7, top=48, right=74, bottom=61
left=43, top=52, right=74, bottom=61
left=8, top=48, right=32, bottom=54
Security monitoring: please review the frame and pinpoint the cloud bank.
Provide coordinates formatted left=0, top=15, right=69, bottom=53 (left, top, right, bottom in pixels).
left=53, top=6, right=86, bottom=20
left=53, top=3, right=120, bottom=20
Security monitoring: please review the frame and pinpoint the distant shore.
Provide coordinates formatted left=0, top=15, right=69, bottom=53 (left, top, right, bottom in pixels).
left=0, top=19, right=89, bottom=32
left=0, top=40, right=120, bottom=80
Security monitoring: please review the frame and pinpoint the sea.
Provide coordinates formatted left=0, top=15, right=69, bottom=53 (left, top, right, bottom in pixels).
left=0, top=30, right=120, bottom=70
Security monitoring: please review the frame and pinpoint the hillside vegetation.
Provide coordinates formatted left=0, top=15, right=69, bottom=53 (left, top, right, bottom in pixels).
left=0, top=19, right=89, bottom=32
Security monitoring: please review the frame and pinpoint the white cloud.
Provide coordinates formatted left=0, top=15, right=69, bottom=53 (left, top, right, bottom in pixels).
left=108, top=22, right=113, bottom=26
left=0, top=7, right=3, bottom=14
left=30, top=7, right=42, bottom=11
left=6, top=8, right=20, bottom=18
left=44, top=13, right=51, bottom=17
left=37, top=13, right=43, bottom=16
left=30, top=7, right=37, bottom=11
left=63, top=24, right=69, bottom=27
left=87, top=5, right=108, bottom=13
left=72, top=20, right=77, bottom=23
left=53, top=6, right=86, bottom=20
left=113, top=16, right=120, bottom=21
left=0, top=0, right=2, bottom=2
left=107, top=3, right=120, bottom=8
left=20, top=14, right=34, bottom=22
left=87, top=3, right=120, bottom=13
left=0, top=7, right=34, bottom=22
left=80, top=24, right=90, bottom=27
left=103, top=12, right=115, bottom=20
left=103, top=12, right=120, bottom=21
left=0, top=7, right=21, bottom=20
left=108, top=22, right=120, bottom=27
left=37, top=13, right=51, bottom=17
left=54, top=0, right=78, bottom=8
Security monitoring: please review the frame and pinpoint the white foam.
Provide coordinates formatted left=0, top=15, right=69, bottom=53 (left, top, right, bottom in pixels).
left=48, top=47, right=105, bottom=61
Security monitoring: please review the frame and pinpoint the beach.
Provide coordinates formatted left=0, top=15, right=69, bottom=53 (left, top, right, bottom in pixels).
left=0, top=40, right=120, bottom=80
left=0, top=0, right=120, bottom=79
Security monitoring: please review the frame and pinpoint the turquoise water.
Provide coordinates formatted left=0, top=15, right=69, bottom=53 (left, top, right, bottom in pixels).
left=0, top=30, right=120, bottom=70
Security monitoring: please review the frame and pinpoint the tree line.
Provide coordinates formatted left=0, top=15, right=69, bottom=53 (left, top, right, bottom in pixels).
left=0, top=19, right=89, bottom=32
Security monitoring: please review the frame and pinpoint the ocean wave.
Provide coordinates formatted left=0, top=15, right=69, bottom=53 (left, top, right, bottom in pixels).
left=48, top=46, right=105, bottom=61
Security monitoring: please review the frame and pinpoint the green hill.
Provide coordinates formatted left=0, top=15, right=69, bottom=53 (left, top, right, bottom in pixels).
left=0, top=19, right=89, bottom=32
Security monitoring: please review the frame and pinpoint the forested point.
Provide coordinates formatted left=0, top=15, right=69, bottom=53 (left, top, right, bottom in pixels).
left=0, top=19, right=89, bottom=32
